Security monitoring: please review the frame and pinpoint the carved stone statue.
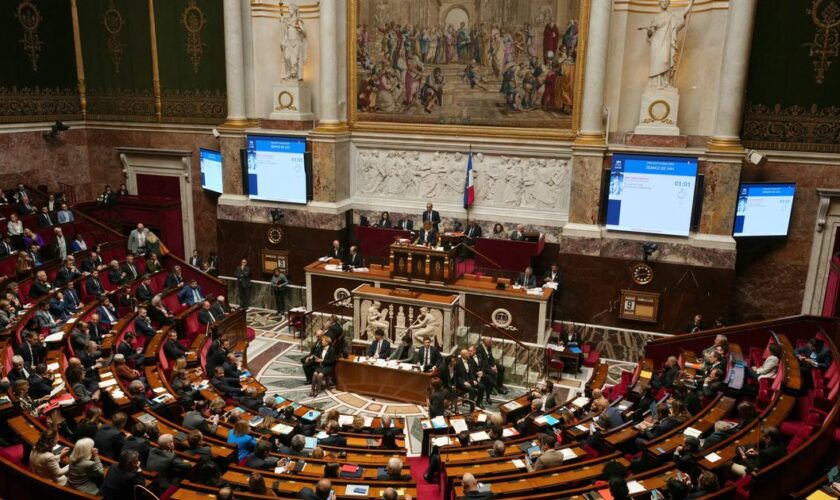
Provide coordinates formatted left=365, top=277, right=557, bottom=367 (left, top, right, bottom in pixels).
left=365, top=300, right=389, bottom=335
left=642, top=0, right=694, bottom=89
left=408, top=306, right=443, bottom=347
left=279, top=3, right=308, bottom=81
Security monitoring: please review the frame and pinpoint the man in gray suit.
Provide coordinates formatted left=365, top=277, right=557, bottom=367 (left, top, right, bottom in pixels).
left=127, top=223, right=149, bottom=255
left=146, top=434, right=191, bottom=491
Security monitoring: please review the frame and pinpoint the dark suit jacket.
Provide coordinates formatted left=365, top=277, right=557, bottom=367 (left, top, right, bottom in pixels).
left=164, top=272, right=183, bottom=288
left=422, top=210, right=441, bottom=228
left=27, top=373, right=53, bottom=399
left=0, top=241, right=12, bottom=257
left=134, top=316, right=156, bottom=338
left=37, top=213, right=54, bottom=227
left=211, top=375, right=242, bottom=395
left=94, top=425, right=126, bottom=460
left=122, top=436, right=151, bottom=465
left=81, top=257, right=103, bottom=273
left=318, top=434, right=347, bottom=447
left=29, top=280, right=52, bottom=298
left=366, top=339, right=391, bottom=359
left=198, top=308, right=217, bottom=325
left=515, top=273, right=537, bottom=288
left=163, top=339, right=187, bottom=360
left=120, top=263, right=139, bottom=281
left=475, top=343, right=499, bottom=371
left=189, top=256, right=203, bottom=268
left=297, top=487, right=329, bottom=500
left=455, top=359, right=478, bottom=387
left=464, top=224, right=482, bottom=241
left=107, top=269, right=124, bottom=286
left=85, top=277, right=104, bottom=296
left=55, top=266, right=80, bottom=285
left=327, top=247, right=347, bottom=261
left=234, top=266, right=252, bottom=289
left=376, top=219, right=393, bottom=228
left=413, top=345, right=442, bottom=370
left=345, top=252, right=365, bottom=268
left=416, top=228, right=439, bottom=246
left=396, top=219, right=414, bottom=231
left=135, top=283, right=153, bottom=302
left=795, top=345, right=833, bottom=370
left=17, top=342, right=44, bottom=369
left=543, top=270, right=563, bottom=285
left=146, top=447, right=190, bottom=489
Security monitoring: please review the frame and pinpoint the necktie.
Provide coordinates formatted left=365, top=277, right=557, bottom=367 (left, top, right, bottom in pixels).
left=208, top=310, right=216, bottom=323
left=424, top=348, right=430, bottom=366
left=104, top=307, right=115, bottom=322
left=45, top=215, right=51, bottom=225
left=129, top=264, right=136, bottom=277
left=374, top=341, right=381, bottom=357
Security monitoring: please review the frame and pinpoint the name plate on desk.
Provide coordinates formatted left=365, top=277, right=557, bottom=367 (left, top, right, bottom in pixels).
left=389, top=288, right=419, bottom=298
left=619, top=290, right=660, bottom=323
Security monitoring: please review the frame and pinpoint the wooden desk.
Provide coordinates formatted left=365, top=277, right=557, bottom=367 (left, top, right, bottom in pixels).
left=305, top=260, right=553, bottom=343
left=336, top=355, right=431, bottom=405
left=389, top=243, right=457, bottom=284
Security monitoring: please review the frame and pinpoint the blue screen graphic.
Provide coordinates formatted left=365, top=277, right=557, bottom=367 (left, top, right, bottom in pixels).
left=733, top=183, right=795, bottom=237
left=246, top=136, right=307, bottom=204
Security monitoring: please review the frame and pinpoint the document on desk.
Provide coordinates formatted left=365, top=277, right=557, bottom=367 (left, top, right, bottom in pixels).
left=705, top=452, right=722, bottom=463
left=98, top=378, right=118, bottom=388
left=503, top=401, right=521, bottom=411
left=363, top=416, right=374, bottom=427
left=450, top=418, right=469, bottom=434
left=470, top=431, right=491, bottom=442
left=626, top=481, right=646, bottom=494
left=271, top=423, right=295, bottom=435
left=683, top=427, right=702, bottom=438
left=338, top=415, right=354, bottom=427
left=431, top=436, right=452, bottom=448
left=561, top=448, right=579, bottom=461
left=344, top=485, right=370, bottom=496
left=511, top=459, right=526, bottom=469
left=571, top=397, right=590, bottom=408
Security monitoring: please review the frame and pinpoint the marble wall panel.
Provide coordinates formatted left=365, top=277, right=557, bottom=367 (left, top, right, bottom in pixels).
left=698, top=160, right=741, bottom=236
left=568, top=153, right=605, bottom=225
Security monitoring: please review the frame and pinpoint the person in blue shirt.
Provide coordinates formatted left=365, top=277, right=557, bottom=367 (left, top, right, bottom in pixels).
left=227, top=419, right=257, bottom=462
left=178, top=279, right=204, bottom=307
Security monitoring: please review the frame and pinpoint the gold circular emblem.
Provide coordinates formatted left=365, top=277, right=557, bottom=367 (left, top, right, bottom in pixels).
left=103, top=4, right=124, bottom=34
left=16, top=1, right=41, bottom=30
left=648, top=100, right=671, bottom=122
left=267, top=226, right=283, bottom=244
left=631, top=263, right=654, bottom=285
left=277, top=91, right=296, bottom=111
left=182, top=3, right=206, bottom=33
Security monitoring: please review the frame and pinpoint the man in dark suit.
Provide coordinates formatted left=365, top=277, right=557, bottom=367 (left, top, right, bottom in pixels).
left=297, top=479, right=333, bottom=500
left=85, top=270, right=105, bottom=297
left=731, top=427, right=786, bottom=477
left=515, top=266, right=537, bottom=288
left=188, top=250, right=202, bottom=268
left=8, top=355, right=31, bottom=384
left=211, top=296, right=231, bottom=317
left=70, top=321, right=93, bottom=353
left=164, top=266, right=184, bottom=288
left=29, top=270, right=53, bottom=299
left=222, top=353, right=242, bottom=379
left=326, top=240, right=346, bottom=261
left=94, top=412, right=128, bottom=460
left=26, top=363, right=54, bottom=399
left=415, top=222, right=439, bottom=246
left=464, top=221, right=482, bottom=244
left=117, top=331, right=145, bottom=368
left=245, top=441, right=279, bottom=470
left=455, top=349, right=483, bottom=408
left=543, top=263, right=562, bottom=286
left=206, top=337, right=230, bottom=376
left=37, top=206, right=54, bottom=227
left=318, top=421, right=347, bottom=447
left=136, top=275, right=154, bottom=302
left=366, top=329, right=391, bottom=359
left=413, top=336, right=442, bottom=372
left=396, top=219, right=414, bottom=231
left=687, top=313, right=706, bottom=333
left=421, top=202, right=441, bottom=231
left=796, top=337, right=833, bottom=373
left=134, top=306, right=157, bottom=340
left=234, top=258, right=251, bottom=308
left=87, top=315, right=105, bottom=343
left=121, top=254, right=140, bottom=282
left=344, top=246, right=365, bottom=268
left=0, top=236, right=13, bottom=257
left=198, top=300, right=218, bottom=326
left=18, top=331, right=45, bottom=370
left=55, top=257, right=82, bottom=286
left=146, top=434, right=192, bottom=491
left=163, top=331, right=188, bottom=360
left=462, top=472, right=495, bottom=499
left=210, top=366, right=242, bottom=397
left=12, top=184, right=28, bottom=203
left=17, top=195, right=36, bottom=215
left=652, top=356, right=680, bottom=390
left=476, top=336, right=507, bottom=395
left=81, top=251, right=105, bottom=273
left=376, top=457, right=411, bottom=480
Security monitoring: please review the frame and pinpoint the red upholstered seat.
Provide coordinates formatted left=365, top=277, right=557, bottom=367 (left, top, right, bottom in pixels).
left=726, top=473, right=752, bottom=499
left=184, top=310, right=203, bottom=343
left=545, top=347, right=565, bottom=380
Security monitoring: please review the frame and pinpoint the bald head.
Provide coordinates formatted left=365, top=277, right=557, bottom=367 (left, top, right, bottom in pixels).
left=463, top=473, right=478, bottom=491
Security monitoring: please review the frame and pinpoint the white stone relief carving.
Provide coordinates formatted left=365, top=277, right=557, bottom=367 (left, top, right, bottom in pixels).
left=354, top=148, right=570, bottom=212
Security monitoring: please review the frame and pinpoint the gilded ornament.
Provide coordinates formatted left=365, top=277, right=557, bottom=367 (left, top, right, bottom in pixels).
left=103, top=0, right=126, bottom=73
left=181, top=0, right=206, bottom=74
left=276, top=91, right=297, bottom=111
left=805, top=0, right=840, bottom=84
left=15, top=0, right=43, bottom=72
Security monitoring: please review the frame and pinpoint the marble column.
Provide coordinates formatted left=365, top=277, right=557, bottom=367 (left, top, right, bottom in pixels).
left=698, top=156, right=742, bottom=235
left=317, top=0, right=340, bottom=128
left=222, top=0, right=247, bottom=126
left=708, top=0, right=758, bottom=151
left=577, top=0, right=612, bottom=144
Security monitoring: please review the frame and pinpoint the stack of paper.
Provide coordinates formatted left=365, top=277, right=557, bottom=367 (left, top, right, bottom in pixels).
left=363, top=416, right=374, bottom=427
left=345, top=485, right=369, bottom=496
left=705, top=452, right=722, bottom=463
left=431, top=416, right=448, bottom=429
left=502, top=427, right=520, bottom=438
left=475, top=413, right=488, bottom=423
left=511, top=459, right=526, bottom=469
left=271, top=423, right=295, bottom=435
left=626, top=481, right=646, bottom=494
left=683, top=427, right=702, bottom=438
left=470, top=431, right=491, bottom=442
left=560, top=448, right=578, bottom=460
left=450, top=418, right=469, bottom=433
left=338, top=415, right=354, bottom=427
left=571, top=397, right=590, bottom=408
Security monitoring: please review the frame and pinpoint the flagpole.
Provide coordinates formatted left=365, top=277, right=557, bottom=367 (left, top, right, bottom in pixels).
left=465, top=144, right=472, bottom=226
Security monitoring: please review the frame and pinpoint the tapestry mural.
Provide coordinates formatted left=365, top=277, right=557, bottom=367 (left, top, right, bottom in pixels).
left=350, top=0, right=585, bottom=135
left=0, top=0, right=226, bottom=124
left=742, top=0, right=840, bottom=152
left=0, top=0, right=80, bottom=122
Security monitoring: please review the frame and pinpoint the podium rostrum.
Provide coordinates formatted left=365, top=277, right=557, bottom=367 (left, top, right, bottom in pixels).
left=389, top=243, right=456, bottom=284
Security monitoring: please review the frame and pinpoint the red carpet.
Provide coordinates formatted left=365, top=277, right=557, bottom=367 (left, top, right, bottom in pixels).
left=407, top=456, right=442, bottom=500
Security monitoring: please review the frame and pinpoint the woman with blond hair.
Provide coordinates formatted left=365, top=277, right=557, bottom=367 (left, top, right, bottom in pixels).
left=67, top=437, right=104, bottom=494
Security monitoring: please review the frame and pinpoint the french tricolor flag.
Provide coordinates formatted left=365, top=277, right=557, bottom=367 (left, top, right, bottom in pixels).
left=463, top=150, right=475, bottom=209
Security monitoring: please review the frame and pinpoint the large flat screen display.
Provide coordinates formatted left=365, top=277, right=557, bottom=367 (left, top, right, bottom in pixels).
left=733, top=183, right=796, bottom=237
left=245, top=135, right=307, bottom=204
left=199, top=148, right=223, bottom=193
left=606, top=154, right=698, bottom=237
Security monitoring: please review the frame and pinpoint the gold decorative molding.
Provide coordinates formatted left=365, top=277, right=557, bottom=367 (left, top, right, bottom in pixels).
left=574, top=131, right=606, bottom=146
left=103, top=0, right=125, bottom=72
left=219, top=118, right=259, bottom=129
left=181, top=0, right=207, bottom=74
left=148, top=0, right=161, bottom=120
left=86, top=88, right=155, bottom=120
left=346, top=0, right=588, bottom=141
left=0, top=86, right=81, bottom=123
left=160, top=88, right=226, bottom=122
left=15, top=0, right=44, bottom=71
left=312, top=121, right=351, bottom=134
left=743, top=102, right=840, bottom=153
left=805, top=0, right=840, bottom=85
left=70, top=0, right=87, bottom=119
left=707, top=136, right=743, bottom=153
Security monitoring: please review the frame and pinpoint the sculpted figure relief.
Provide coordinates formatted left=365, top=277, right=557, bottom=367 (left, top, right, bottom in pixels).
left=642, top=0, right=694, bottom=89
left=279, top=3, right=308, bottom=81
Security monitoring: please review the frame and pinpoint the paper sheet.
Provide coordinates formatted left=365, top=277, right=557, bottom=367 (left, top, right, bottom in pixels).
left=705, top=452, right=722, bottom=463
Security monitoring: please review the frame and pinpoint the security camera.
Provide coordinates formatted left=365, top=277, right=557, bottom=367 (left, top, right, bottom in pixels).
left=270, top=209, right=285, bottom=224
left=642, top=242, right=658, bottom=262
left=212, top=128, right=220, bottom=139
left=745, top=149, right=767, bottom=166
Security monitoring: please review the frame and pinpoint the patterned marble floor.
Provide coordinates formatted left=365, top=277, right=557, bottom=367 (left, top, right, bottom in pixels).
left=244, top=311, right=602, bottom=455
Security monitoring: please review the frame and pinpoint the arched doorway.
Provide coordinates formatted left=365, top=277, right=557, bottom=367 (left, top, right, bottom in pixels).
left=444, top=6, right=469, bottom=29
